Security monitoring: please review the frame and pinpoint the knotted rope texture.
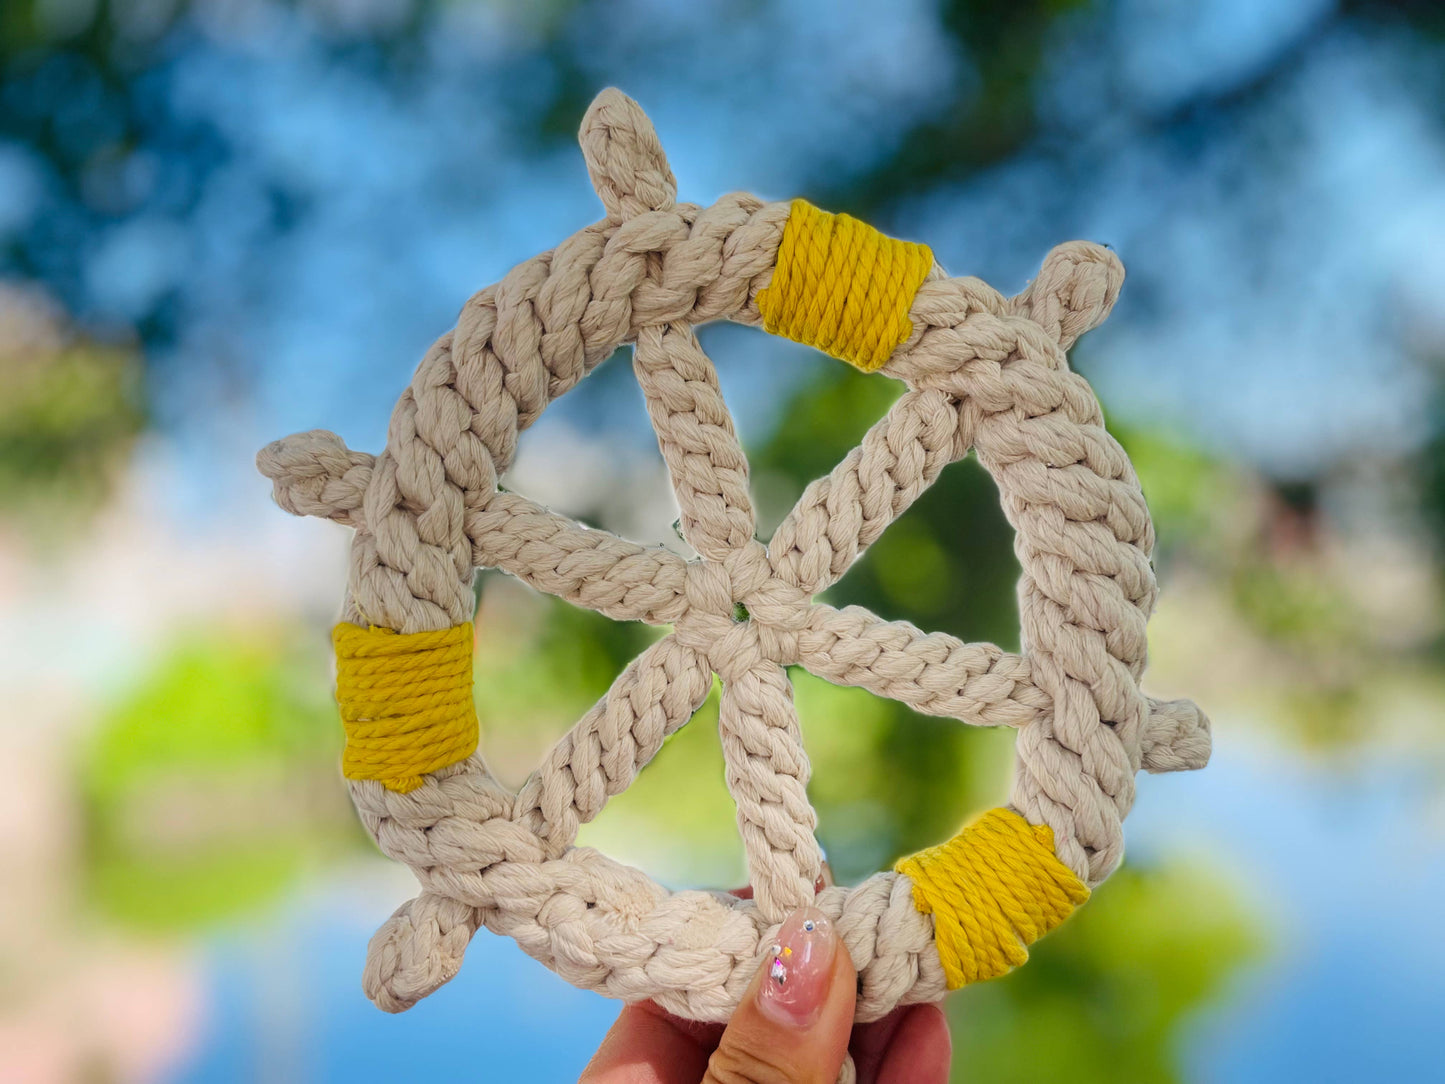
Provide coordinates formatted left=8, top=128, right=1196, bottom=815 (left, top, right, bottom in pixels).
left=257, top=88, right=1212, bottom=1029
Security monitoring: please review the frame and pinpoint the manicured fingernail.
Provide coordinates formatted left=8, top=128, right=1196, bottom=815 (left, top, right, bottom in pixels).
left=757, top=907, right=837, bottom=1028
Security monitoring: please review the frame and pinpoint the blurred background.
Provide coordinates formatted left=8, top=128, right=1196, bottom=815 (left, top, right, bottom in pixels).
left=1, top=0, right=1443, bottom=1080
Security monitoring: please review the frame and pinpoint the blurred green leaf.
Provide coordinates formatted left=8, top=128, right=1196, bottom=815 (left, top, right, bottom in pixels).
left=78, top=627, right=355, bottom=931
left=83, top=631, right=332, bottom=804
left=0, top=331, right=144, bottom=533
left=752, top=363, right=1022, bottom=649
left=948, top=862, right=1263, bottom=1083
left=1114, top=422, right=1250, bottom=558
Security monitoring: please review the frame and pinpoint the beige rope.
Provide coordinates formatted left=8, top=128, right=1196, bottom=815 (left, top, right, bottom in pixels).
left=257, top=88, right=1211, bottom=1025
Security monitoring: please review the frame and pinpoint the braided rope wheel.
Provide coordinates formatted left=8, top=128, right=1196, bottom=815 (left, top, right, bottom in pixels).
left=259, top=89, right=1210, bottom=1025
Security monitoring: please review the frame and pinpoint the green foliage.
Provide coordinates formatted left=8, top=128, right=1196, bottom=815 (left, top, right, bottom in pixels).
left=578, top=667, right=1015, bottom=890
left=83, top=630, right=332, bottom=804
left=578, top=681, right=746, bottom=887
left=794, top=669, right=1015, bottom=883
left=0, top=337, right=144, bottom=531
left=1416, top=381, right=1445, bottom=563
left=87, top=839, right=314, bottom=934
left=472, top=581, right=662, bottom=786
left=1228, top=557, right=1356, bottom=653
left=1113, top=422, right=1249, bottom=559
left=819, top=0, right=1097, bottom=214
left=78, top=628, right=354, bottom=931
left=752, top=363, right=1021, bottom=649
left=948, top=863, right=1262, bottom=1083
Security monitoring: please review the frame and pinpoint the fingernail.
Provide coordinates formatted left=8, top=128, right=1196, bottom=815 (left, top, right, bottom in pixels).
left=757, top=907, right=837, bottom=1028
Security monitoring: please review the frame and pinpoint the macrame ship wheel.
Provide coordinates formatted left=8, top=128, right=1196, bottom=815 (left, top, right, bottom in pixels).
left=259, top=89, right=1211, bottom=1028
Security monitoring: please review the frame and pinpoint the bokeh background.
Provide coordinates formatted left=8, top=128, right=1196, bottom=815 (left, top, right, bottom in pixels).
left=2, top=0, right=1443, bottom=1080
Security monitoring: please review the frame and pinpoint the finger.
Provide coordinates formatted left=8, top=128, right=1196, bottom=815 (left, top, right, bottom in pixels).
left=579, top=1000, right=718, bottom=1084
left=703, top=907, right=857, bottom=1084
left=850, top=1003, right=950, bottom=1084
left=847, top=1009, right=906, bottom=1084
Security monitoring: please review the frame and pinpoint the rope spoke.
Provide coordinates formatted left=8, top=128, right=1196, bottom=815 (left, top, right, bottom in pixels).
left=466, top=489, right=690, bottom=625
left=717, top=660, right=823, bottom=921
left=768, top=386, right=969, bottom=595
left=512, top=632, right=713, bottom=853
left=796, top=604, right=1044, bottom=728
left=634, top=322, right=757, bottom=561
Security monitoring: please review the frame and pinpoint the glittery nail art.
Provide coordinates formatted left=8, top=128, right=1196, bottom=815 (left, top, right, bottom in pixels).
left=758, top=908, right=836, bottom=1027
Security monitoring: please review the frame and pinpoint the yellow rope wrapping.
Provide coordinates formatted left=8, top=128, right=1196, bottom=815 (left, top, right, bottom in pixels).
left=756, top=199, right=934, bottom=373
left=332, top=622, right=479, bottom=793
left=894, top=807, right=1091, bottom=989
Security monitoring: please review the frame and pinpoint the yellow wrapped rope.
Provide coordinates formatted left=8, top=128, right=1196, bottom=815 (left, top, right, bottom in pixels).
left=757, top=199, right=934, bottom=373
left=332, top=622, right=479, bottom=793
left=894, top=807, right=1090, bottom=989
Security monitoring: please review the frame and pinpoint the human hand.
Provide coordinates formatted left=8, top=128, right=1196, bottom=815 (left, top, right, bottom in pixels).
left=579, top=905, right=951, bottom=1084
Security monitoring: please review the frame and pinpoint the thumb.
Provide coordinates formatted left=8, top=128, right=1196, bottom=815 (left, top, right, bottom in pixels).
left=704, top=907, right=857, bottom=1084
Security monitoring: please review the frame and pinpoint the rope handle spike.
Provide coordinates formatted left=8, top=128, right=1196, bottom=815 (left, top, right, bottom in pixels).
left=257, top=88, right=1211, bottom=1037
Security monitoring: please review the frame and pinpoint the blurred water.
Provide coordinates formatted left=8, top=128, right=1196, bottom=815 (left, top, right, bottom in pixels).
left=1135, top=744, right=1445, bottom=1082
left=171, top=870, right=618, bottom=1082
left=158, top=739, right=1445, bottom=1083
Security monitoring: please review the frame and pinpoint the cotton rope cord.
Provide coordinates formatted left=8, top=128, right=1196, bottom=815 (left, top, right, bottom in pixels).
left=333, top=622, right=479, bottom=792
left=257, top=88, right=1212, bottom=1034
left=894, top=807, right=1091, bottom=989
left=757, top=199, right=935, bottom=372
